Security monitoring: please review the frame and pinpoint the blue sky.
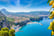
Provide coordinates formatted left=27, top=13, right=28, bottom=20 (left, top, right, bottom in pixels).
left=0, top=0, right=51, bottom=12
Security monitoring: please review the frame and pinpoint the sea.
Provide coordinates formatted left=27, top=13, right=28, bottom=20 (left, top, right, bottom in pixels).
left=15, top=19, right=54, bottom=36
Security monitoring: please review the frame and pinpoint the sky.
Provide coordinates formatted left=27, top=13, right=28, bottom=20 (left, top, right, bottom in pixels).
left=0, top=0, right=52, bottom=12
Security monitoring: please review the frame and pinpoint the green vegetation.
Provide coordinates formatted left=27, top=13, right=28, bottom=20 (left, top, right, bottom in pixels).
left=30, top=17, right=43, bottom=22
left=0, top=27, right=15, bottom=36
left=6, top=17, right=15, bottom=22
left=0, top=16, right=5, bottom=21
left=47, top=0, right=54, bottom=36
left=47, top=0, right=51, bottom=4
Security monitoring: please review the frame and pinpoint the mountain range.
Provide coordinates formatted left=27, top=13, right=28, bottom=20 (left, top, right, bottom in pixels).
left=0, top=9, right=50, bottom=18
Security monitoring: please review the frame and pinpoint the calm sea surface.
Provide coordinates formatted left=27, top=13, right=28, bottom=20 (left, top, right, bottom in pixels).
left=15, top=19, right=53, bottom=36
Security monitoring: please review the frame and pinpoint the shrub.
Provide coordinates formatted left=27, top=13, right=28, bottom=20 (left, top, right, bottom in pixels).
left=0, top=27, right=15, bottom=36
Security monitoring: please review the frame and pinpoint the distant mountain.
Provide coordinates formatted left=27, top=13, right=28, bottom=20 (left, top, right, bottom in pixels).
left=1, top=9, right=13, bottom=15
left=1, top=9, right=50, bottom=17
left=0, top=11, right=6, bottom=21
left=0, top=11, right=8, bottom=29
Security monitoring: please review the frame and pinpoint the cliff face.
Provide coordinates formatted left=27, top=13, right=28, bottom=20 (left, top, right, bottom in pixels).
left=30, top=17, right=43, bottom=22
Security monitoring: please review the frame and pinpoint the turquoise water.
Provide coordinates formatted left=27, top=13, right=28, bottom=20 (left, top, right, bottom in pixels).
left=15, top=19, right=53, bottom=36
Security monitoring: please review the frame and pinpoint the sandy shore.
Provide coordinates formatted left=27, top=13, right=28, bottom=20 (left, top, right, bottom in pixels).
left=11, top=22, right=43, bottom=32
left=15, top=27, right=21, bottom=32
left=27, top=22, right=43, bottom=25
left=11, top=25, right=22, bottom=32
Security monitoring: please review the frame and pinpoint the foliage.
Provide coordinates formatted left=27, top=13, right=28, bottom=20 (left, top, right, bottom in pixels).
left=47, top=0, right=54, bottom=12
left=1, top=27, right=9, bottom=32
left=47, top=0, right=54, bottom=36
left=6, top=17, right=15, bottom=22
left=47, top=0, right=51, bottom=4
left=0, top=27, right=15, bottom=36
left=9, top=29, right=15, bottom=36
left=30, top=17, right=43, bottom=22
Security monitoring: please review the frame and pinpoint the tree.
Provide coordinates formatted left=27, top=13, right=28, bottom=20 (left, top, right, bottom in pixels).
left=0, top=27, right=15, bottom=36
left=48, top=0, right=54, bottom=36
left=9, top=29, right=15, bottom=36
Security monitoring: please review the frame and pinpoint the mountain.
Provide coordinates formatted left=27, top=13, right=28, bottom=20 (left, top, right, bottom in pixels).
left=0, top=9, right=50, bottom=28
left=0, top=11, right=6, bottom=21
left=0, top=11, right=7, bottom=30
left=0, top=11, right=14, bottom=29
left=1, top=9, right=50, bottom=18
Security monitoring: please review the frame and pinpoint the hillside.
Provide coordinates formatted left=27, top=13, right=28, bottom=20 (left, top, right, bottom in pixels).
left=0, top=9, right=50, bottom=23
left=0, top=11, right=6, bottom=21
left=0, top=11, right=15, bottom=29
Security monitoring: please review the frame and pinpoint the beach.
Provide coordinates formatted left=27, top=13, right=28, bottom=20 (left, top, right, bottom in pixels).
left=27, top=22, right=43, bottom=25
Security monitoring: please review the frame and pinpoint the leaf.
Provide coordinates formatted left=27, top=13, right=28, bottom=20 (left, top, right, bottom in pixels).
left=49, top=7, right=52, bottom=12
left=47, top=0, right=51, bottom=4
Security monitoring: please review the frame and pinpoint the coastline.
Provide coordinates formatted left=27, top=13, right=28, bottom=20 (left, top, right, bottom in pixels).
left=15, top=27, right=21, bottom=32
left=11, top=25, right=22, bottom=32
left=12, top=21, right=43, bottom=32
left=27, top=22, right=43, bottom=25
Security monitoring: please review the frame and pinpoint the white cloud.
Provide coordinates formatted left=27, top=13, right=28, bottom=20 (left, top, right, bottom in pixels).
left=0, top=0, right=50, bottom=12
left=0, top=4, right=50, bottom=12
left=23, top=0, right=33, bottom=8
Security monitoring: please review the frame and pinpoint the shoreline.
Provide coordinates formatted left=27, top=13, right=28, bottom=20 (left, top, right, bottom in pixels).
left=11, top=25, right=22, bottom=32
left=12, top=21, right=43, bottom=32
left=27, top=22, right=43, bottom=25
left=15, top=27, right=21, bottom=32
